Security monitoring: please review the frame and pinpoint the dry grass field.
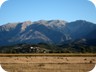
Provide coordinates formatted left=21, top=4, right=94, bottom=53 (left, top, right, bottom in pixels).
left=0, top=54, right=96, bottom=72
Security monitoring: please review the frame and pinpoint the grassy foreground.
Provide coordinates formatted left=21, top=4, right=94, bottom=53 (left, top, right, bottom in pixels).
left=0, top=53, right=96, bottom=72
left=0, top=53, right=96, bottom=57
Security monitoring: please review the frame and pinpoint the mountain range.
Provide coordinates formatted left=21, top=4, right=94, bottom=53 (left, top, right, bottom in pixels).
left=0, top=20, right=96, bottom=46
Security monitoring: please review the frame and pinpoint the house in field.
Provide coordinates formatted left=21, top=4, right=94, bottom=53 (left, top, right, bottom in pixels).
left=29, top=46, right=49, bottom=53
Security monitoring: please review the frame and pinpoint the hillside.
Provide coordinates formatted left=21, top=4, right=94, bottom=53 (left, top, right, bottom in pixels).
left=0, top=20, right=96, bottom=46
left=0, top=20, right=96, bottom=53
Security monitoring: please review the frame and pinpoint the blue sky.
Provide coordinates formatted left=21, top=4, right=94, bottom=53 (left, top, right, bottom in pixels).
left=0, top=0, right=96, bottom=25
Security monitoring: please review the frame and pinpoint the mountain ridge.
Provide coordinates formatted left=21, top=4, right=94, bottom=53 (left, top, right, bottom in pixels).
left=0, top=20, right=96, bottom=46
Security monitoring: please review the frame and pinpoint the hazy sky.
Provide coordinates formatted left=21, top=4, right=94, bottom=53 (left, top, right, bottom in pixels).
left=0, top=0, right=96, bottom=25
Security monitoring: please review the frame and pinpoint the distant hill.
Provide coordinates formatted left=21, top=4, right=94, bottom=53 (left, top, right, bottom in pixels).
left=0, top=20, right=96, bottom=46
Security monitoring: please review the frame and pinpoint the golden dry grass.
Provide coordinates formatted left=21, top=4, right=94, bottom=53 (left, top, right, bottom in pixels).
left=2, top=63, right=95, bottom=72
left=0, top=54, right=96, bottom=72
left=0, top=53, right=96, bottom=57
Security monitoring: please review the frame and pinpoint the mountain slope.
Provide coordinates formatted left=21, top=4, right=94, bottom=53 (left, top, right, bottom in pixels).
left=0, top=20, right=96, bottom=46
left=65, top=20, right=96, bottom=39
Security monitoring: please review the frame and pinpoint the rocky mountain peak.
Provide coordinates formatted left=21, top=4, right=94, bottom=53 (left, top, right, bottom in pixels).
left=21, top=21, right=32, bottom=31
left=0, top=20, right=96, bottom=46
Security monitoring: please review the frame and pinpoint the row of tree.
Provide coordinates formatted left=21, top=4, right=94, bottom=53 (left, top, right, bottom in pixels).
left=0, top=43, right=96, bottom=53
